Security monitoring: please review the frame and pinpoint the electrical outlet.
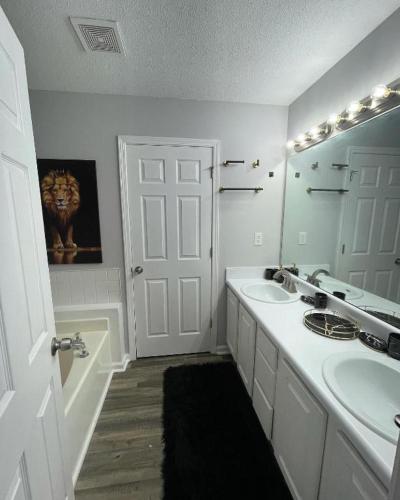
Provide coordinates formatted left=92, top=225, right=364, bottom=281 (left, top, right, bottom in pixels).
left=254, top=232, right=263, bottom=246
left=298, top=232, right=307, bottom=245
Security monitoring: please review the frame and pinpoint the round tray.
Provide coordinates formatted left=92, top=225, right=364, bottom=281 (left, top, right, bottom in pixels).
left=303, top=309, right=360, bottom=340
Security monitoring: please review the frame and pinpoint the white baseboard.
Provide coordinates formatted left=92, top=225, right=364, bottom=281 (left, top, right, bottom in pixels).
left=216, top=344, right=230, bottom=355
left=112, top=353, right=130, bottom=372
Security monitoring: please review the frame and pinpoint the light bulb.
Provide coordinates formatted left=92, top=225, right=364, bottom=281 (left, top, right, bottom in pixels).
left=286, top=140, right=295, bottom=149
left=328, top=113, right=339, bottom=125
left=347, top=101, right=364, bottom=114
left=372, top=84, right=391, bottom=100
left=309, top=127, right=320, bottom=139
left=296, top=133, right=308, bottom=144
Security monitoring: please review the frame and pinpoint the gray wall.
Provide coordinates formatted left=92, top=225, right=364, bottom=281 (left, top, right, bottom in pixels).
left=29, top=90, right=288, bottom=347
left=288, top=7, right=400, bottom=138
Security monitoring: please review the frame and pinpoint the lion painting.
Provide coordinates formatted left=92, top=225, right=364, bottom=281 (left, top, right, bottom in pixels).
left=41, top=170, right=80, bottom=250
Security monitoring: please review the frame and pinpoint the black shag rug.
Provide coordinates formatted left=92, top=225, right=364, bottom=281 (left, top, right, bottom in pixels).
left=162, top=362, right=292, bottom=500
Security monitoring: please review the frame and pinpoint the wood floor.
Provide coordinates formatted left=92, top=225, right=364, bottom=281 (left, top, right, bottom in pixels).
left=75, top=353, right=231, bottom=500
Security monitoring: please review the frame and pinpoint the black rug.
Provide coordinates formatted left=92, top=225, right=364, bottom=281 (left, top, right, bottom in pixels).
left=162, top=362, right=292, bottom=500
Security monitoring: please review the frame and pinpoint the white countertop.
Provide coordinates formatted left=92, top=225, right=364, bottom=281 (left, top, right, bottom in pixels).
left=226, top=270, right=399, bottom=489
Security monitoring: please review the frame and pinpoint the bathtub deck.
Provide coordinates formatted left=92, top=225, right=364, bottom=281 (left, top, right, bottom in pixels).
left=74, top=353, right=231, bottom=500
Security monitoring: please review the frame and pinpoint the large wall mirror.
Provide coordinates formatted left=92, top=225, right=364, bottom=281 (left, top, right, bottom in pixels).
left=281, top=106, right=400, bottom=328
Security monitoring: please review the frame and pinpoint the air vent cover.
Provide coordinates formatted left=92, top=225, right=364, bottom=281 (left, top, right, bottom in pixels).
left=70, top=17, right=125, bottom=54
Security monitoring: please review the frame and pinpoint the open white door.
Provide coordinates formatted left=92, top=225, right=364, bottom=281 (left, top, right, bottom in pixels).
left=0, top=8, right=73, bottom=500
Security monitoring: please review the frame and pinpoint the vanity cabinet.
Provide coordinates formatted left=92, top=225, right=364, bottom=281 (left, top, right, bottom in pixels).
left=252, top=326, right=278, bottom=439
left=237, top=303, right=256, bottom=395
left=273, top=358, right=327, bottom=500
left=226, top=288, right=239, bottom=360
left=319, top=425, right=388, bottom=500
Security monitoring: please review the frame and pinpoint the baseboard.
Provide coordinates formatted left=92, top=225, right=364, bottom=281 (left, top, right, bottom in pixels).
left=216, top=344, right=230, bottom=355
left=72, top=369, right=113, bottom=485
left=111, top=353, right=130, bottom=372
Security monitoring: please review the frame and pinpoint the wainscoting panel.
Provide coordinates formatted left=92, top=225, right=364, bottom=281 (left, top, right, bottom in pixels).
left=49, top=268, right=122, bottom=306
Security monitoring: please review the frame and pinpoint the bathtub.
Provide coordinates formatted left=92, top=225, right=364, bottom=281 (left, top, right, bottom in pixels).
left=56, top=327, right=112, bottom=484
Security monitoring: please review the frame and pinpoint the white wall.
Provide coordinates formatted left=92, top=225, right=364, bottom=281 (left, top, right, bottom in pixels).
left=288, top=7, right=400, bottom=138
left=29, top=90, right=288, bottom=348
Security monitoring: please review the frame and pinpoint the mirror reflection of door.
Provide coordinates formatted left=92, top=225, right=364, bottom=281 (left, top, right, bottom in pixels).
left=337, top=148, right=400, bottom=303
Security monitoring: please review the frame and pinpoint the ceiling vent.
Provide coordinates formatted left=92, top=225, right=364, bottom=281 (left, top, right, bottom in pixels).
left=70, top=17, right=125, bottom=54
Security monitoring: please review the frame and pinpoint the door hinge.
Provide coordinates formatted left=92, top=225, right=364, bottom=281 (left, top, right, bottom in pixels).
left=341, top=244, right=345, bottom=254
left=210, top=166, right=214, bottom=178
left=210, top=318, right=213, bottom=329
left=350, top=169, right=359, bottom=182
left=210, top=247, right=213, bottom=258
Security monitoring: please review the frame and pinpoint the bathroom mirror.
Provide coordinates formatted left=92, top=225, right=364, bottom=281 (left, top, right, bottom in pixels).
left=281, top=105, right=400, bottom=328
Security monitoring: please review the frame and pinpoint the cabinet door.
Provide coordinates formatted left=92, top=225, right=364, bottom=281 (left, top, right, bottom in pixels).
left=237, top=304, right=256, bottom=395
left=273, top=358, right=327, bottom=500
left=226, top=288, right=239, bottom=360
left=319, top=427, right=388, bottom=500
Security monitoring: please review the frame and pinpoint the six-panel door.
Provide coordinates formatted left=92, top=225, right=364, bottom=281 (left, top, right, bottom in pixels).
left=0, top=7, right=72, bottom=500
left=126, top=144, right=213, bottom=357
left=338, top=149, right=400, bottom=301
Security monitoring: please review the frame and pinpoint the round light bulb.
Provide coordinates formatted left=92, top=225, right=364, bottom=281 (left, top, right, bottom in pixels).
left=328, top=113, right=339, bottom=125
left=372, top=84, right=390, bottom=100
left=348, top=101, right=363, bottom=114
left=296, top=133, right=309, bottom=144
left=309, top=127, right=320, bottom=139
left=286, top=140, right=295, bottom=149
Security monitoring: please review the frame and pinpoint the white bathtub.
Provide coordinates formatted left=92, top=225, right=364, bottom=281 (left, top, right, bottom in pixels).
left=56, top=328, right=112, bottom=484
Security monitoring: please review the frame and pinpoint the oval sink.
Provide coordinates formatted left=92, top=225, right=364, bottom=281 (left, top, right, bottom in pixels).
left=319, top=277, right=364, bottom=300
left=323, top=352, right=400, bottom=444
left=241, top=282, right=300, bottom=304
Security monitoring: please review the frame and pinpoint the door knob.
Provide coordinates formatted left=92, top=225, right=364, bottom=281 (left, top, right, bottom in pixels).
left=134, top=266, right=144, bottom=275
left=395, top=258, right=400, bottom=265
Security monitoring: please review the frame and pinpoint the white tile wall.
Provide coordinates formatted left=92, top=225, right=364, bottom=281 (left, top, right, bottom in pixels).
left=50, top=268, right=122, bottom=306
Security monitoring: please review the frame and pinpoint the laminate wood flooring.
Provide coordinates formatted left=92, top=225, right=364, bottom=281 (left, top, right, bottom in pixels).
left=75, top=353, right=231, bottom=500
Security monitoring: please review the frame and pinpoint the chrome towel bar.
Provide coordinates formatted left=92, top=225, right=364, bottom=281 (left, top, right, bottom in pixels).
left=306, top=188, right=349, bottom=194
left=219, top=186, right=263, bottom=193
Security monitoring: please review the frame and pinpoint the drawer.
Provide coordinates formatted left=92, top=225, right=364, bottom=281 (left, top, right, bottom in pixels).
left=252, top=378, right=273, bottom=439
left=256, top=326, right=278, bottom=372
left=254, top=348, right=276, bottom=406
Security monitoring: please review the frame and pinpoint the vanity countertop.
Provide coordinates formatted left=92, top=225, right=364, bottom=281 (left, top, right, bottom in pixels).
left=226, top=270, right=398, bottom=489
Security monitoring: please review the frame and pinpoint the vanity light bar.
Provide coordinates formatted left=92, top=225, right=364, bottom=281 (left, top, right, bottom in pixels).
left=287, top=78, right=400, bottom=153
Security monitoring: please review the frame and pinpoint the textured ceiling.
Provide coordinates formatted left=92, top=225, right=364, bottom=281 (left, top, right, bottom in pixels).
left=1, top=0, right=399, bottom=105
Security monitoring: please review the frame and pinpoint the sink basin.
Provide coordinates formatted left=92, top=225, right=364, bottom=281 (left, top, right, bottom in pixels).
left=241, top=282, right=300, bottom=304
left=319, top=277, right=364, bottom=300
left=323, top=352, right=400, bottom=444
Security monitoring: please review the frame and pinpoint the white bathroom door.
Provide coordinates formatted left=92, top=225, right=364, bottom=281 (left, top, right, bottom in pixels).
left=126, top=142, right=213, bottom=357
left=337, top=149, right=400, bottom=301
left=0, top=8, right=73, bottom=500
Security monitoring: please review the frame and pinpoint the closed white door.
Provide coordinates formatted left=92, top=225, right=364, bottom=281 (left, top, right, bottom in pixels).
left=126, top=143, right=213, bottom=357
left=0, top=8, right=73, bottom=500
left=337, top=149, right=400, bottom=301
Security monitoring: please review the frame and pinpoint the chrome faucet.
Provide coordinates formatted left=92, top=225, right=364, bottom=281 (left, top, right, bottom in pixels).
left=306, top=268, right=330, bottom=287
left=71, top=333, right=90, bottom=358
left=273, top=269, right=297, bottom=293
left=51, top=332, right=89, bottom=358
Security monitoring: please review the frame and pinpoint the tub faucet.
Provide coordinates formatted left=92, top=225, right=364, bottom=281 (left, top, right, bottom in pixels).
left=72, top=333, right=90, bottom=358
left=307, top=269, right=330, bottom=287
left=273, top=269, right=297, bottom=293
left=51, top=333, right=89, bottom=358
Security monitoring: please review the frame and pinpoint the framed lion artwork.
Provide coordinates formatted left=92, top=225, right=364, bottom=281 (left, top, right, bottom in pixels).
left=37, top=159, right=103, bottom=265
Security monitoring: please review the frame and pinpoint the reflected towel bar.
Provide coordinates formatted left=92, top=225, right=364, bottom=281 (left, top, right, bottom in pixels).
left=219, top=186, right=263, bottom=193
left=306, top=187, right=349, bottom=194
left=223, top=160, right=245, bottom=166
